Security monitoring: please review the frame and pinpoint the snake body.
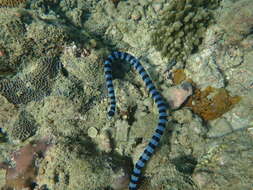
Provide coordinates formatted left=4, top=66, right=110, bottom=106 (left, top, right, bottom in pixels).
left=104, top=51, right=168, bottom=189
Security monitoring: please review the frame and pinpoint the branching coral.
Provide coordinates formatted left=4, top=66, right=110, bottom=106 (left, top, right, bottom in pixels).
left=151, top=0, right=220, bottom=62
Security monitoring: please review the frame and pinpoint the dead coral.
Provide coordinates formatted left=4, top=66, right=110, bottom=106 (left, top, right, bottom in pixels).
left=164, top=81, right=193, bottom=110
left=185, top=86, right=241, bottom=121
left=0, top=137, right=53, bottom=190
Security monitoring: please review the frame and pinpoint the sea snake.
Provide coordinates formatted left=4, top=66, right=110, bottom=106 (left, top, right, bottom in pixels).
left=104, top=51, right=168, bottom=189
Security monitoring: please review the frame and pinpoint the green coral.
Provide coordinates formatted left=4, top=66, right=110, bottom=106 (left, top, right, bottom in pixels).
left=151, top=0, right=220, bottom=62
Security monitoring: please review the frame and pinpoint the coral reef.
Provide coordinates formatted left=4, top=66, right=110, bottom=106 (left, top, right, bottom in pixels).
left=0, top=8, right=69, bottom=75
left=217, top=0, right=253, bottom=48
left=0, top=137, right=52, bottom=189
left=11, top=111, right=38, bottom=142
left=0, top=0, right=26, bottom=7
left=193, top=131, right=253, bottom=189
left=34, top=136, right=132, bottom=190
left=170, top=69, right=240, bottom=121
left=0, top=8, right=70, bottom=105
left=222, top=48, right=253, bottom=96
left=0, top=57, right=61, bottom=104
left=0, top=94, right=19, bottom=130
left=207, top=90, right=253, bottom=138
left=151, top=0, right=220, bottom=62
left=0, top=1, right=252, bottom=190
left=0, top=9, right=27, bottom=77
left=185, top=47, right=225, bottom=89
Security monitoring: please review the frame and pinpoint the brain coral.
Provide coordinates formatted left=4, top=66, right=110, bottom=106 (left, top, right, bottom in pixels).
left=0, top=58, right=61, bottom=104
left=11, top=110, right=38, bottom=141
left=151, top=0, right=220, bottom=62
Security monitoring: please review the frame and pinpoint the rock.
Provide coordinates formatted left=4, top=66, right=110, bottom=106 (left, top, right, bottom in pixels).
left=87, top=127, right=98, bottom=138
left=207, top=118, right=233, bottom=138
left=185, top=51, right=225, bottom=90
left=163, top=81, right=193, bottom=109
left=96, top=130, right=112, bottom=153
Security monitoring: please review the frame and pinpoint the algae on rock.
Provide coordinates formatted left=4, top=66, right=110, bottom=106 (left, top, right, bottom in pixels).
left=217, top=0, right=253, bottom=48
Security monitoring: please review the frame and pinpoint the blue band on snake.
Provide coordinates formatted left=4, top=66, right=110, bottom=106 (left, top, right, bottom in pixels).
left=104, top=51, right=168, bottom=190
